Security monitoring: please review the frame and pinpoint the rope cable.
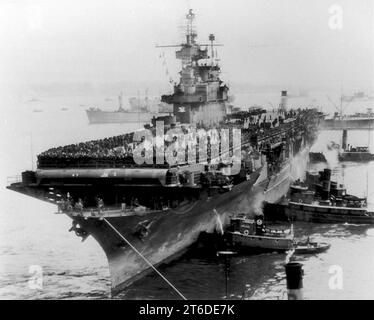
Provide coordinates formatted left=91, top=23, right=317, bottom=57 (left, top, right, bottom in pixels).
left=103, top=218, right=187, bottom=300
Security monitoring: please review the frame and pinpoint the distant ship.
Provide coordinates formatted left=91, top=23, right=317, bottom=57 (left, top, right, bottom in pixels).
left=342, top=91, right=374, bottom=102
left=338, top=129, right=374, bottom=162
left=287, top=89, right=309, bottom=99
left=310, top=130, right=374, bottom=163
left=128, top=95, right=173, bottom=114
left=339, top=146, right=374, bottom=162
left=320, top=108, right=374, bottom=130
left=28, top=98, right=40, bottom=103
left=86, top=92, right=172, bottom=124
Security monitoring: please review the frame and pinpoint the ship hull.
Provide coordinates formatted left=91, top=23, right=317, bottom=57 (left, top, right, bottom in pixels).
left=67, top=148, right=308, bottom=294
left=7, top=147, right=310, bottom=295
left=285, top=202, right=374, bottom=224
left=320, top=118, right=374, bottom=130
left=338, top=152, right=374, bottom=162
left=86, top=110, right=169, bottom=124
left=230, top=232, right=294, bottom=252
left=69, top=171, right=262, bottom=295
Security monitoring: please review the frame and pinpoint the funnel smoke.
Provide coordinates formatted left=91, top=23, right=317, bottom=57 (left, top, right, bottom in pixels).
left=322, top=142, right=339, bottom=169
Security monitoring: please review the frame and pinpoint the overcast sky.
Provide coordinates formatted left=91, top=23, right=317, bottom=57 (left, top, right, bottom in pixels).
left=0, top=0, right=373, bottom=90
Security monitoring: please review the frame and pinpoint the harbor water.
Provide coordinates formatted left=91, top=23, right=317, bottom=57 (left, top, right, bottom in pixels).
left=1, top=91, right=374, bottom=299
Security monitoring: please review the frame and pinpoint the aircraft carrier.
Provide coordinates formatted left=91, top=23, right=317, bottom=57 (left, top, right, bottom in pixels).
left=7, top=9, right=322, bottom=295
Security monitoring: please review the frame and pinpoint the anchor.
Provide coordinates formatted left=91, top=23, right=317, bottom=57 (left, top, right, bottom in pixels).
left=132, top=219, right=154, bottom=242
left=69, top=220, right=89, bottom=242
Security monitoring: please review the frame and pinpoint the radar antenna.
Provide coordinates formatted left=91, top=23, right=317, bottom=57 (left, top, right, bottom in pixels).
left=186, top=9, right=196, bottom=45
left=155, top=9, right=223, bottom=49
left=118, top=91, right=124, bottom=111
left=209, top=34, right=215, bottom=64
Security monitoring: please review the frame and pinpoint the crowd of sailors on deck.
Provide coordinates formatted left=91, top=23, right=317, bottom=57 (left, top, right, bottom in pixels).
left=58, top=192, right=175, bottom=214
left=38, top=108, right=317, bottom=167
left=224, top=109, right=299, bottom=128
left=59, top=193, right=128, bottom=213
left=39, top=133, right=136, bottom=160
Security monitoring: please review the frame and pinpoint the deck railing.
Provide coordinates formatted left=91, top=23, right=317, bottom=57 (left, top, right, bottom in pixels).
left=7, top=175, right=22, bottom=184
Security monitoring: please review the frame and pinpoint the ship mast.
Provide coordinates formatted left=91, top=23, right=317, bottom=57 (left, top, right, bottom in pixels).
left=157, top=9, right=228, bottom=125
left=186, top=9, right=196, bottom=46
left=209, top=33, right=215, bottom=65
left=118, top=91, right=123, bottom=111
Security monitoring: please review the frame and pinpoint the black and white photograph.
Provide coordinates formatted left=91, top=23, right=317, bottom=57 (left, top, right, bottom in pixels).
left=0, top=0, right=374, bottom=303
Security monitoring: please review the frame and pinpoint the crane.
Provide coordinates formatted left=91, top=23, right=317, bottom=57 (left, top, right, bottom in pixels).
left=326, top=94, right=354, bottom=118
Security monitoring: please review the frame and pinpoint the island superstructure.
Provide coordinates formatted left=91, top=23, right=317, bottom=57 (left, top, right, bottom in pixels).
left=159, top=10, right=229, bottom=125
left=7, top=9, right=322, bottom=295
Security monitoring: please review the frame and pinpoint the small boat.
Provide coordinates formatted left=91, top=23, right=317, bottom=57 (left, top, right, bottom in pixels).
left=309, top=141, right=339, bottom=163
left=33, top=109, right=43, bottom=113
left=338, top=129, right=374, bottom=162
left=226, top=213, right=294, bottom=252
left=339, top=147, right=374, bottom=162
left=285, top=168, right=374, bottom=224
left=61, top=107, right=68, bottom=111
left=294, top=240, right=330, bottom=254
left=290, top=181, right=308, bottom=193
left=309, top=152, right=327, bottom=163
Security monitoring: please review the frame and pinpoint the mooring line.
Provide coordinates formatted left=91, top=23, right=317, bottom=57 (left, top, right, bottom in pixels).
left=103, top=218, right=187, bottom=300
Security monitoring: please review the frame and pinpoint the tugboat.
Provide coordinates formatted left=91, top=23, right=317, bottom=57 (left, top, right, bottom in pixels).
left=285, top=169, right=374, bottom=223
left=338, top=129, right=374, bottom=162
left=226, top=213, right=295, bottom=252
left=320, top=107, right=374, bottom=130
left=7, top=9, right=322, bottom=294
left=339, top=146, right=374, bottom=162
left=226, top=213, right=331, bottom=254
